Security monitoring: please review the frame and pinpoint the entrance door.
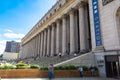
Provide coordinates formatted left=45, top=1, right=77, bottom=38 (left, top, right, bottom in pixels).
left=105, top=56, right=120, bottom=77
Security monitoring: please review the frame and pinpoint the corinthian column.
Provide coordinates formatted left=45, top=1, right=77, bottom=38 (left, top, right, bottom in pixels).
left=40, top=31, right=43, bottom=56
left=38, top=33, right=41, bottom=57
left=56, top=19, right=60, bottom=55
left=34, top=36, right=37, bottom=57
left=47, top=27, right=51, bottom=56
left=33, top=37, right=36, bottom=57
left=51, top=23, right=55, bottom=56
left=62, top=15, right=67, bottom=55
left=69, top=9, right=75, bottom=54
left=43, top=29, right=47, bottom=56
left=78, top=3, right=86, bottom=51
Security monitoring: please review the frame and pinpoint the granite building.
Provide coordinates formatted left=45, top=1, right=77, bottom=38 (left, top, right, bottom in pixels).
left=5, top=41, right=20, bottom=53
left=20, top=0, right=120, bottom=77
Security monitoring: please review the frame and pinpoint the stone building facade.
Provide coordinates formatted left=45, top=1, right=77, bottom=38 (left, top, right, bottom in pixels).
left=20, top=0, right=120, bottom=77
left=5, top=41, right=20, bottom=53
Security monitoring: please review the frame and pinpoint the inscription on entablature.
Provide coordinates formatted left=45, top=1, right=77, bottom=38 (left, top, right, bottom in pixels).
left=102, top=0, right=114, bottom=6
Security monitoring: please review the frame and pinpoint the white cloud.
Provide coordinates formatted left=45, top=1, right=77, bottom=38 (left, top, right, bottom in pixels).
left=15, top=39, right=21, bottom=42
left=4, top=32, right=25, bottom=39
left=5, top=29, right=13, bottom=33
left=0, top=31, right=24, bottom=55
left=0, top=40, right=6, bottom=55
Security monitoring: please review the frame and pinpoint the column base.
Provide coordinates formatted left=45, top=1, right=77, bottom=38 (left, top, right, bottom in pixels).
left=70, top=51, right=77, bottom=54
left=93, top=46, right=105, bottom=52
left=80, top=49, right=89, bottom=54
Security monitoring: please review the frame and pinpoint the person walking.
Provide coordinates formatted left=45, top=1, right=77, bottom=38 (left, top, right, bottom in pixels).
left=78, top=66, right=84, bottom=77
left=90, top=66, right=95, bottom=76
left=48, top=64, right=54, bottom=80
left=58, top=53, right=62, bottom=58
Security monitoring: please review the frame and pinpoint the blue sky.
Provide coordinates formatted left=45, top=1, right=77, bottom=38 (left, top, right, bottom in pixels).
left=0, top=0, right=57, bottom=54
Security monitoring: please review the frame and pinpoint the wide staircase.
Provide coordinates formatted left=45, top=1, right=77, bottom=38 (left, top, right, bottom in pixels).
left=24, top=53, right=80, bottom=66
left=20, top=52, right=95, bottom=67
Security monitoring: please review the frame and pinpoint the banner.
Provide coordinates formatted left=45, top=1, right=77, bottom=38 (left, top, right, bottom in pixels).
left=92, top=0, right=102, bottom=46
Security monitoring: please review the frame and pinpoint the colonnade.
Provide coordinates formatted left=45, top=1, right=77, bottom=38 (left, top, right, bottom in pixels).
left=21, top=2, right=91, bottom=58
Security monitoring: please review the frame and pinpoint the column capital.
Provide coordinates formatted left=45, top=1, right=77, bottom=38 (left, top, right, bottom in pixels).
left=41, top=30, right=44, bottom=33
left=61, top=14, right=68, bottom=19
left=51, top=22, right=56, bottom=27
left=75, top=1, right=87, bottom=9
left=47, top=25, right=51, bottom=29
left=56, top=18, right=61, bottom=23
left=44, top=28, right=47, bottom=31
left=69, top=8, right=76, bottom=15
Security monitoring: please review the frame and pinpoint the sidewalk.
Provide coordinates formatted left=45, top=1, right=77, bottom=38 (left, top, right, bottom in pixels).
left=1, top=77, right=119, bottom=80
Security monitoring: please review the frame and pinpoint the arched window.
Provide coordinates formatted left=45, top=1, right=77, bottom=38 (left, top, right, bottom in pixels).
left=116, top=7, right=120, bottom=40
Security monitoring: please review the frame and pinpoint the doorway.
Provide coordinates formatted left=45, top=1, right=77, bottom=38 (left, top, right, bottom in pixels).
left=105, top=55, right=120, bottom=77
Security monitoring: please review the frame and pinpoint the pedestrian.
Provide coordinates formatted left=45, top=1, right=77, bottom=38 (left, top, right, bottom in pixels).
left=90, top=66, right=95, bottom=76
left=78, top=66, right=84, bottom=77
left=59, top=53, right=62, bottom=58
left=48, top=64, right=54, bottom=80
left=74, top=53, right=77, bottom=57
